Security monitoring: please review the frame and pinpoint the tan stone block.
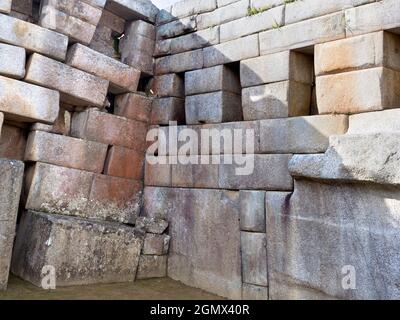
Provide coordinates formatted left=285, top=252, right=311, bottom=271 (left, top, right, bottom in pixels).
left=0, top=75, right=59, bottom=124
left=316, top=67, right=400, bottom=114
left=66, top=44, right=140, bottom=94
left=114, top=93, right=152, bottom=123
left=24, top=131, right=108, bottom=173
left=104, top=145, right=144, bottom=180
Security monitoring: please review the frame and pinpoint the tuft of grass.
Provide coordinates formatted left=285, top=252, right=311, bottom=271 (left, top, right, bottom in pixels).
left=247, top=6, right=270, bottom=16
left=284, top=0, right=297, bottom=4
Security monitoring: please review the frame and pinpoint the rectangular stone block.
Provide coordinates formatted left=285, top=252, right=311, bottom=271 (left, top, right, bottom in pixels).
left=71, top=109, right=148, bottom=152
left=31, top=108, right=71, bottom=136
left=66, top=44, right=140, bottom=94
left=315, top=31, right=400, bottom=76
left=89, top=24, right=115, bottom=57
left=156, top=7, right=173, bottom=26
left=241, top=51, right=314, bottom=88
left=240, top=191, right=266, bottom=232
left=316, top=67, right=400, bottom=114
left=0, top=75, right=59, bottom=124
left=0, top=159, right=24, bottom=290
left=220, top=5, right=284, bottom=42
left=197, top=0, right=248, bottom=30
left=11, top=211, right=144, bottom=287
left=259, top=12, right=346, bottom=55
left=145, top=187, right=242, bottom=299
left=24, top=130, right=108, bottom=173
left=0, top=124, right=27, bottom=160
left=150, top=74, right=184, bottom=98
left=0, top=13, right=68, bottom=60
left=242, top=283, right=269, bottom=300
left=121, top=49, right=153, bottom=76
left=203, top=34, right=259, bottom=67
left=11, top=0, right=32, bottom=15
left=0, top=0, right=11, bottom=14
left=143, top=233, right=170, bottom=255
left=171, top=0, right=216, bottom=19
left=99, top=9, right=125, bottom=34
left=105, top=0, right=158, bottom=23
left=87, top=174, right=143, bottom=224
left=260, top=115, right=349, bottom=154
left=185, top=65, right=241, bottom=96
left=186, top=91, right=242, bottom=125
left=137, top=255, right=167, bottom=279
left=151, top=97, right=185, bottom=125
left=25, top=53, right=109, bottom=108
left=242, top=81, right=311, bottom=120
left=82, top=0, right=106, bottom=9
left=120, top=32, right=155, bottom=57
left=114, top=93, right=152, bottom=123
left=219, top=154, right=293, bottom=191
left=136, top=216, right=169, bottom=235
left=104, top=145, right=144, bottom=180
left=0, top=43, right=26, bottom=79
left=125, top=20, right=156, bottom=40
left=156, top=16, right=197, bottom=40
left=144, top=156, right=172, bottom=187
left=39, top=5, right=96, bottom=45
left=348, top=109, right=400, bottom=134
left=241, top=232, right=268, bottom=286
left=155, top=49, right=203, bottom=75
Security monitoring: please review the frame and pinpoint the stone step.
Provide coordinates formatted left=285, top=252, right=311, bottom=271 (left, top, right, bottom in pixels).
left=71, top=109, right=148, bottom=152
left=0, top=43, right=26, bottom=79
left=242, top=81, right=311, bottom=121
left=315, top=31, right=400, bottom=76
left=0, top=13, right=68, bottom=61
left=24, top=130, right=108, bottom=173
left=186, top=91, right=242, bottom=125
left=0, top=159, right=24, bottom=290
left=25, top=162, right=143, bottom=224
left=25, top=53, right=109, bottom=108
left=11, top=211, right=144, bottom=287
left=66, top=43, right=140, bottom=94
left=0, top=75, right=59, bottom=124
left=114, top=93, right=152, bottom=123
left=316, top=67, right=400, bottom=114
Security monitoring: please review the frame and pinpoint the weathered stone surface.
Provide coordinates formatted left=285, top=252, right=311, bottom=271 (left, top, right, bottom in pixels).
left=89, top=24, right=115, bottom=57
left=143, top=233, right=170, bottom=255
left=137, top=255, right=167, bottom=279
left=136, top=216, right=169, bottom=235
left=266, top=180, right=400, bottom=299
left=12, top=211, right=144, bottom=287
left=99, top=9, right=125, bottom=34
left=0, top=124, right=27, bottom=160
left=156, top=6, right=173, bottom=26
left=315, top=31, right=400, bottom=76
left=39, top=5, right=96, bottom=45
left=155, top=49, right=203, bottom=75
left=348, top=109, right=400, bottom=134
left=0, top=0, right=11, bottom=14
left=121, top=49, right=154, bottom=75
left=241, top=51, right=314, bottom=88
left=0, top=159, right=24, bottom=290
left=120, top=32, right=155, bottom=57
left=259, top=12, right=346, bottom=55
left=171, top=0, right=216, bottom=19
left=114, top=93, right=152, bottom=123
left=104, top=145, right=144, bottom=180
left=87, top=175, right=143, bottom=224
left=219, top=154, right=293, bottom=191
left=144, top=187, right=242, bottom=299
left=124, top=20, right=155, bottom=40
left=345, top=0, right=400, bottom=37
left=156, top=16, right=196, bottom=40
left=105, top=0, right=158, bottom=22
left=242, top=81, right=311, bottom=121
left=0, top=43, right=26, bottom=79
left=0, top=13, right=68, bottom=61
left=241, top=232, right=268, bottom=286
left=289, top=133, right=400, bottom=186
left=0, top=75, right=59, bottom=124
left=144, top=156, right=172, bottom=187
left=186, top=91, right=242, bottom=124
left=82, top=0, right=107, bottom=9
left=203, top=34, right=259, bottom=67
left=316, top=67, right=400, bottom=114
left=240, top=191, right=266, bottom=232
left=11, top=0, right=32, bottom=15
left=242, top=283, right=269, bottom=300
left=197, top=0, right=248, bottom=30
left=24, top=130, right=108, bottom=173
left=185, top=65, right=241, bottom=96
left=31, top=108, right=71, bottom=136
left=151, top=97, right=185, bottom=125
left=220, top=5, right=284, bottom=42
left=150, top=74, right=184, bottom=98
left=260, top=115, right=349, bottom=153
left=71, top=109, right=148, bottom=152
left=66, top=44, right=140, bottom=94
left=285, top=0, right=375, bottom=25
left=25, top=53, right=109, bottom=108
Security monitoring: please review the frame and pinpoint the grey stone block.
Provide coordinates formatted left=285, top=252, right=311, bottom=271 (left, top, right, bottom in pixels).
left=137, top=255, right=167, bottom=279
left=0, top=0, right=11, bottom=14
left=155, top=49, right=203, bottom=75
left=105, top=0, right=158, bottom=22
left=240, top=191, right=266, bottom=232
left=156, top=16, right=196, bottom=40
left=242, top=283, right=269, bottom=300
left=143, top=233, right=170, bottom=255
left=0, top=43, right=26, bottom=79
left=150, top=74, right=184, bottom=98
left=241, top=232, right=268, bottom=286
left=151, top=97, right=185, bottom=125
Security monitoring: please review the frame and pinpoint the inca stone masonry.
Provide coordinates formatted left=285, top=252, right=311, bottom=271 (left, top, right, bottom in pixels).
left=0, top=0, right=400, bottom=300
